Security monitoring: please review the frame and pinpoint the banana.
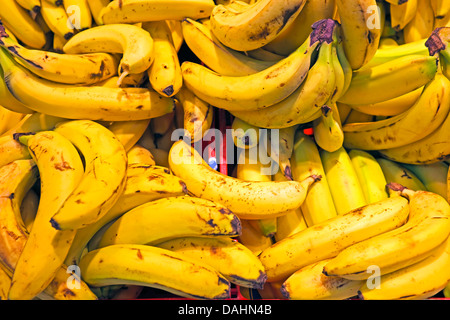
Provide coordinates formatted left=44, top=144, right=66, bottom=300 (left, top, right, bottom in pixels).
left=0, top=64, right=35, bottom=114
left=431, top=0, right=450, bottom=19
left=390, top=0, right=419, bottom=31
left=258, top=195, right=410, bottom=282
left=403, top=0, right=435, bottom=43
left=336, top=102, right=353, bottom=124
left=168, top=139, right=320, bottom=219
left=64, top=164, right=187, bottom=266
left=231, top=116, right=261, bottom=150
left=349, top=149, right=389, bottom=204
left=78, top=243, right=231, bottom=300
left=100, top=0, right=215, bottom=24
left=0, top=24, right=119, bottom=85
left=335, top=0, right=381, bottom=70
left=8, top=131, right=85, bottom=300
left=0, top=48, right=174, bottom=121
left=49, top=120, right=127, bottom=231
left=343, top=73, right=450, bottom=151
left=403, top=162, right=449, bottom=198
left=0, top=106, right=25, bottom=136
left=0, top=0, right=46, bottom=49
left=313, top=103, right=344, bottom=153
left=323, top=184, right=450, bottom=281
left=180, top=18, right=275, bottom=77
left=267, top=125, right=298, bottom=180
left=63, top=0, right=93, bottom=31
left=143, top=21, right=182, bottom=98
left=281, top=259, right=364, bottom=300
left=229, top=21, right=338, bottom=128
left=107, top=119, right=151, bottom=153
left=40, top=0, right=75, bottom=41
left=63, top=24, right=154, bottom=85
left=209, top=0, right=307, bottom=51
left=96, top=196, right=242, bottom=248
left=167, top=20, right=184, bottom=53
left=20, top=188, right=39, bottom=231
left=348, top=86, right=423, bottom=116
left=181, top=29, right=321, bottom=112
left=377, top=158, right=427, bottom=190
left=157, top=236, right=267, bottom=289
left=262, top=0, right=336, bottom=56
left=15, top=0, right=41, bottom=12
left=343, top=110, right=374, bottom=125
left=126, top=144, right=156, bottom=166
left=320, top=146, right=368, bottom=215
left=245, top=47, right=286, bottom=61
left=87, top=0, right=110, bottom=25
left=238, top=219, right=273, bottom=256
left=290, top=131, right=338, bottom=226
left=175, top=85, right=214, bottom=143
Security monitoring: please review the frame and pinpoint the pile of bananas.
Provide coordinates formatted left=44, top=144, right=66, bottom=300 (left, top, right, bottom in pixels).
left=1, top=0, right=450, bottom=301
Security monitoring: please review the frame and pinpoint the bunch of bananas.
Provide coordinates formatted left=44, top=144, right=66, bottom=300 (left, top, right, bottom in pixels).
left=1, top=0, right=450, bottom=301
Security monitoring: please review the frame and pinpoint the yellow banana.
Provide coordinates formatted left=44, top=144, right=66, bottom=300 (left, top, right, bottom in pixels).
left=78, top=243, right=231, bottom=300
left=181, top=30, right=320, bottom=112
left=181, top=18, right=275, bottom=76
left=390, top=0, right=419, bottom=31
left=0, top=265, right=10, bottom=300
left=0, top=0, right=46, bottom=49
left=107, top=119, right=151, bottom=153
left=238, top=219, right=274, bottom=256
left=157, top=236, right=267, bottom=289
left=323, top=185, right=450, bottom=281
left=126, top=144, right=156, bottom=166
left=431, top=0, right=450, bottom=19
left=209, top=0, right=307, bottom=51
left=335, top=0, right=381, bottom=70
left=343, top=73, right=450, bottom=150
left=143, top=21, right=182, bottom=98
left=313, top=103, right=344, bottom=153
left=96, top=196, right=242, bottom=248
left=0, top=106, right=25, bottom=136
left=167, top=20, right=184, bottom=53
left=258, top=195, right=410, bottom=282
left=231, top=116, right=261, bottom=150
left=377, top=157, right=427, bottom=190
left=349, top=149, right=389, bottom=204
left=338, top=54, right=438, bottom=106
left=0, top=24, right=119, bottom=85
left=0, top=48, right=174, bottom=121
left=8, top=131, right=85, bottom=300
left=63, top=0, right=93, bottom=31
left=320, top=146, right=368, bottom=215
left=64, top=163, right=187, bottom=266
left=40, top=0, right=75, bottom=40
left=281, top=259, right=364, bottom=300
left=290, top=131, right=338, bottom=226
left=63, top=24, right=154, bottom=85
left=87, top=0, right=110, bottom=25
left=168, top=139, right=320, bottom=219
left=15, top=0, right=41, bottom=12
left=50, top=120, right=128, bottom=231
left=403, top=0, right=435, bottom=43
left=403, top=162, right=449, bottom=198
left=343, top=109, right=374, bottom=124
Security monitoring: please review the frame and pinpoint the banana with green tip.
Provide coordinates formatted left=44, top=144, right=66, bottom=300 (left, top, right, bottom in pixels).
left=157, top=236, right=267, bottom=289
left=258, top=195, right=410, bottom=282
left=78, top=243, right=231, bottom=300
left=313, top=103, right=344, bottom=153
left=323, top=184, right=450, bottom=281
left=96, top=196, right=242, bottom=248
left=403, top=162, right=449, bottom=198
left=8, top=131, right=85, bottom=300
left=291, top=131, right=338, bottom=226
left=168, top=139, right=320, bottom=220
left=377, top=158, right=427, bottom=190
left=50, top=120, right=128, bottom=231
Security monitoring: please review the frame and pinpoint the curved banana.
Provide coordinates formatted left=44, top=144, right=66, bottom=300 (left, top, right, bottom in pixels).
left=100, top=0, right=215, bottom=25
left=209, top=0, right=307, bottom=51
left=403, top=162, right=449, bottom=198
left=96, top=196, right=242, bottom=248
left=258, top=195, right=410, bottom=282
left=0, top=48, right=174, bottom=121
left=63, top=24, right=154, bottom=84
left=78, top=243, right=231, bottom=300
left=320, top=146, right=368, bottom=215
left=377, top=158, right=427, bottom=190
left=281, top=259, right=364, bottom=300
left=64, top=164, right=187, bottom=266
left=50, top=120, right=128, bottom=231
left=63, top=0, right=93, bottom=31
left=349, top=149, right=389, bottom=204
left=0, top=0, right=46, bottom=49
left=323, top=185, right=450, bottom=281
left=403, top=0, right=435, bottom=43
left=337, top=54, right=438, bottom=106
left=126, top=144, right=156, bottom=166
left=181, top=30, right=320, bottom=112
left=290, top=131, right=338, bottom=226
left=0, top=64, right=34, bottom=114
left=40, top=0, right=75, bottom=41
left=238, top=219, right=273, bottom=256
left=175, top=86, right=214, bottom=143
left=335, top=0, right=381, bottom=70
left=168, top=139, right=320, bottom=219
left=108, top=119, right=151, bottom=153
left=167, top=20, right=184, bottom=52
left=390, top=0, right=418, bottom=31
left=343, top=73, right=450, bottom=150
left=431, top=0, right=450, bottom=19
left=157, top=236, right=267, bottom=289
left=313, top=103, right=344, bottom=153
left=143, top=21, right=182, bottom=97
left=9, top=131, right=85, bottom=300
left=181, top=18, right=275, bottom=76
left=87, top=0, right=110, bottom=25
left=0, top=24, right=119, bottom=85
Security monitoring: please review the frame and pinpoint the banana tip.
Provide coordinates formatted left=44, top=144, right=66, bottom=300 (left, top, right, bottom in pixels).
left=386, top=182, right=406, bottom=192
left=50, top=218, right=61, bottom=231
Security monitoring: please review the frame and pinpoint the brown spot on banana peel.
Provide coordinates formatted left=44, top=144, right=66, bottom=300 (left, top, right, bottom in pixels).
left=229, top=271, right=267, bottom=290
